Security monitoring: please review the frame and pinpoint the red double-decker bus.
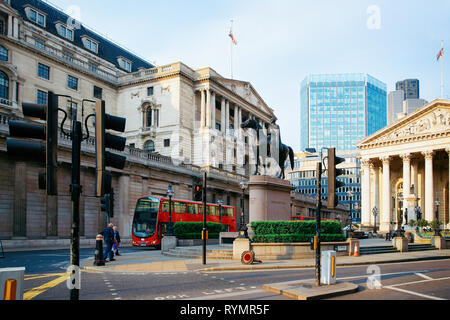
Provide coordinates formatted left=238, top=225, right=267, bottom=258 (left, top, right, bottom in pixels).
left=290, top=215, right=333, bottom=221
left=131, top=196, right=236, bottom=248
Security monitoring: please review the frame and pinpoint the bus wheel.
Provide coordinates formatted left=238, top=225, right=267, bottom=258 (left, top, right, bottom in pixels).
left=241, top=250, right=254, bottom=265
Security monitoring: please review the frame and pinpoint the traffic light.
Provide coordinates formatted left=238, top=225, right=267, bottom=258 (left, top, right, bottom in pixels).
left=7, top=91, right=58, bottom=195
left=95, top=100, right=126, bottom=197
left=100, top=190, right=114, bottom=218
left=327, top=148, right=345, bottom=209
left=193, top=184, right=202, bottom=202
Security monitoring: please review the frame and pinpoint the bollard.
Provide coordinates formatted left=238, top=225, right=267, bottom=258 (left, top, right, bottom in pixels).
left=94, top=234, right=105, bottom=266
left=4, top=279, right=17, bottom=300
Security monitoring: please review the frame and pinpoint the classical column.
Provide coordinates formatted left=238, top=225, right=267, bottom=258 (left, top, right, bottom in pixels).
left=238, top=107, right=242, bottom=139
left=211, top=91, right=216, bottom=130
left=206, top=89, right=211, bottom=128
left=422, top=150, right=435, bottom=222
left=381, top=156, right=392, bottom=231
left=225, top=100, right=230, bottom=134
left=400, top=153, right=411, bottom=199
left=200, top=89, right=206, bottom=127
left=8, top=15, right=13, bottom=38
left=221, top=98, right=226, bottom=133
left=234, top=106, right=239, bottom=137
left=371, top=162, right=380, bottom=227
left=13, top=17, right=19, bottom=39
left=361, top=158, right=371, bottom=227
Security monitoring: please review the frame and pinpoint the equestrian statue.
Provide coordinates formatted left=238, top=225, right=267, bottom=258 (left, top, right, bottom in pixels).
left=240, top=117, right=294, bottom=179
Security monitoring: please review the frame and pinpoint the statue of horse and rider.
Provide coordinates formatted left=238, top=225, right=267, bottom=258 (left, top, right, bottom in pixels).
left=240, top=117, right=294, bottom=179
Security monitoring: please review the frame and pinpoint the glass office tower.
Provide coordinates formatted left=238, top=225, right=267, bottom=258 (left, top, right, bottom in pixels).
left=300, top=73, right=387, bottom=152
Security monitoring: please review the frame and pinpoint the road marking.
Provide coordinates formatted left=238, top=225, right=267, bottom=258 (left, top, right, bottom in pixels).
left=24, top=273, right=66, bottom=281
left=388, top=276, right=450, bottom=288
left=185, top=289, right=265, bottom=300
left=414, top=273, right=434, bottom=280
left=383, top=286, right=446, bottom=300
left=24, top=273, right=70, bottom=300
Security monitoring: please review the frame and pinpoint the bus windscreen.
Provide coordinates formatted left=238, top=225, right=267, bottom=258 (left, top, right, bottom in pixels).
left=132, top=197, right=159, bottom=238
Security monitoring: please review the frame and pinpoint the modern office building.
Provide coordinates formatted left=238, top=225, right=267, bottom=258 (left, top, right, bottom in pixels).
left=387, top=90, right=405, bottom=124
left=286, top=150, right=362, bottom=223
left=300, top=73, right=387, bottom=152
left=388, top=79, right=427, bottom=125
left=396, top=79, right=419, bottom=100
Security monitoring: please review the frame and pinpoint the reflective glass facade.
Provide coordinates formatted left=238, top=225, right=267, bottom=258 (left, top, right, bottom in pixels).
left=300, top=73, right=387, bottom=151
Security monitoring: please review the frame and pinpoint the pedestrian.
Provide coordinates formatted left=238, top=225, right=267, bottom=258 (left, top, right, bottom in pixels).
left=100, top=223, right=115, bottom=262
left=113, top=225, right=121, bottom=256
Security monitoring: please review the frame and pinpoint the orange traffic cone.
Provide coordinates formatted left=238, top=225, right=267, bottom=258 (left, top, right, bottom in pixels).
left=354, top=242, right=360, bottom=257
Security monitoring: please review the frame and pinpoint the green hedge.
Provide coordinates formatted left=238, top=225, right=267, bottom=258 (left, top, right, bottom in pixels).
left=173, top=222, right=222, bottom=239
left=250, top=221, right=345, bottom=243
left=251, top=221, right=343, bottom=235
left=252, top=233, right=346, bottom=243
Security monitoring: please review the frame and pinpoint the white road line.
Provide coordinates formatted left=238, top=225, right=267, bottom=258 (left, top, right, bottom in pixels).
left=383, top=286, right=446, bottom=300
left=414, top=273, right=434, bottom=280
left=184, top=289, right=265, bottom=300
left=388, top=276, right=450, bottom=288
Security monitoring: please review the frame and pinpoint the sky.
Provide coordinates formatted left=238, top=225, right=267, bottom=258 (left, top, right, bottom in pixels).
left=49, top=0, right=450, bottom=150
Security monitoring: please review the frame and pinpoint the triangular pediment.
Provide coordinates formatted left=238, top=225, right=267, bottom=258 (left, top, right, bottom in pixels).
left=212, top=77, right=274, bottom=115
left=357, top=99, right=450, bottom=148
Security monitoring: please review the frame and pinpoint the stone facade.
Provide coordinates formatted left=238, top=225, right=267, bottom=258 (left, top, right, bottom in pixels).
left=357, top=99, right=450, bottom=232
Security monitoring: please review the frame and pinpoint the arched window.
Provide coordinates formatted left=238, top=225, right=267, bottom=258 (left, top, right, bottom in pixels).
left=0, top=45, right=7, bottom=62
left=143, top=140, right=155, bottom=153
left=0, top=71, right=9, bottom=100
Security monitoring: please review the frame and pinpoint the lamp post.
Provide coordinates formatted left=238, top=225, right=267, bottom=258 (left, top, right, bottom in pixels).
left=435, top=199, right=441, bottom=236
left=346, top=190, right=354, bottom=238
left=167, top=184, right=174, bottom=236
left=372, top=206, right=378, bottom=234
left=397, top=194, right=404, bottom=237
left=217, top=199, right=223, bottom=228
left=239, top=180, right=248, bottom=238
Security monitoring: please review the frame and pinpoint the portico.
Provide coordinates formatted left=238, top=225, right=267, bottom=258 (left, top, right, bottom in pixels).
left=357, top=100, right=450, bottom=232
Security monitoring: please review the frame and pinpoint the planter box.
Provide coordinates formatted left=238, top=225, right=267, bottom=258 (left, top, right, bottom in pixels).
left=250, top=242, right=349, bottom=261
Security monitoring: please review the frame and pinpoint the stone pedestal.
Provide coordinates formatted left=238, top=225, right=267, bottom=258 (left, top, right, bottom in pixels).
left=161, top=236, right=177, bottom=253
left=393, top=237, right=408, bottom=252
left=248, top=175, right=295, bottom=224
left=431, top=236, right=446, bottom=250
left=233, top=237, right=251, bottom=260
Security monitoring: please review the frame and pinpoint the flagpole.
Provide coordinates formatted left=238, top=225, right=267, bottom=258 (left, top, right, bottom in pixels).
left=441, top=40, right=444, bottom=99
left=230, top=19, right=234, bottom=79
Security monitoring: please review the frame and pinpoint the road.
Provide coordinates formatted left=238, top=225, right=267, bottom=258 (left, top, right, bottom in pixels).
left=2, top=247, right=448, bottom=301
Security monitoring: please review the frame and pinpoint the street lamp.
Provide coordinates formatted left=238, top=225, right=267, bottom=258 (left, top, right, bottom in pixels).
left=435, top=199, right=441, bottom=236
left=372, top=206, right=378, bottom=234
left=239, top=180, right=248, bottom=238
left=167, top=184, right=174, bottom=236
left=217, top=199, right=223, bottom=227
left=396, top=194, right=404, bottom=237
left=346, top=190, right=354, bottom=238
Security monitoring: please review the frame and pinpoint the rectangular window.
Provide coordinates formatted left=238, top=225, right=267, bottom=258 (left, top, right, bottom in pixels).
left=37, top=63, right=50, bottom=80
left=93, top=86, right=102, bottom=99
left=67, top=75, right=78, bottom=91
left=34, top=37, right=45, bottom=50
left=147, top=87, right=153, bottom=96
left=68, top=102, right=78, bottom=120
left=164, top=138, right=170, bottom=147
left=174, top=201, right=186, bottom=214
left=37, top=13, right=45, bottom=26
left=37, top=90, right=47, bottom=105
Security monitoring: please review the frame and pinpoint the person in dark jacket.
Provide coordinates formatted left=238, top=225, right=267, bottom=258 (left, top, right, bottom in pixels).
left=100, top=223, right=115, bottom=262
left=113, top=225, right=121, bottom=256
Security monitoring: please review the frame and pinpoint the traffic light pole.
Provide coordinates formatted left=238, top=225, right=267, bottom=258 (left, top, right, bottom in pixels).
left=202, top=171, right=207, bottom=265
left=315, top=161, right=322, bottom=287
left=69, top=120, right=82, bottom=301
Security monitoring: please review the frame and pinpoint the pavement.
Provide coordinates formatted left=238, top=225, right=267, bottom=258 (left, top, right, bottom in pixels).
left=80, top=239, right=450, bottom=274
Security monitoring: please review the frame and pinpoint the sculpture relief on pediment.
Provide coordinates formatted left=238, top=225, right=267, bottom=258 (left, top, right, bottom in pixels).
left=374, top=108, right=450, bottom=143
